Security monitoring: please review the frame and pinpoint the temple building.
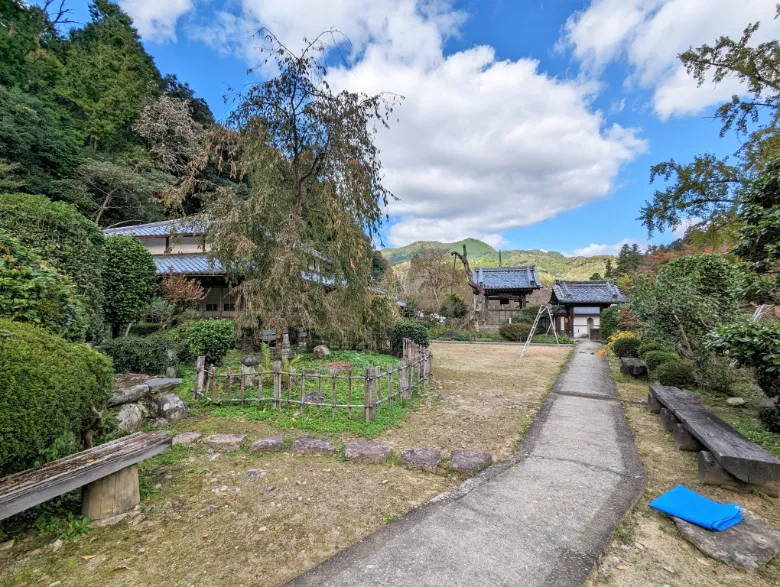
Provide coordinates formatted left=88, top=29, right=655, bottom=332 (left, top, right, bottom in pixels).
left=549, top=280, right=627, bottom=339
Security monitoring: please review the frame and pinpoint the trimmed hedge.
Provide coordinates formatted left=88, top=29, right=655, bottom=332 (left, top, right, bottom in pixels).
left=100, top=335, right=175, bottom=374
left=644, top=350, right=678, bottom=371
left=656, top=360, right=696, bottom=388
left=0, top=319, right=113, bottom=475
left=600, top=306, right=619, bottom=340
left=187, top=319, right=236, bottom=366
left=498, top=322, right=532, bottom=341
left=391, top=321, right=430, bottom=357
left=638, top=342, right=665, bottom=358
left=612, top=336, right=641, bottom=358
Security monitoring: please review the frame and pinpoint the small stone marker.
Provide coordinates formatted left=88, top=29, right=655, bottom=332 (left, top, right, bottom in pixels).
left=250, top=435, right=284, bottom=453
left=313, top=345, right=330, bottom=359
left=345, top=442, right=391, bottom=464
left=242, top=355, right=259, bottom=367
left=146, top=378, right=183, bottom=393
left=673, top=510, right=780, bottom=570
left=290, top=437, right=334, bottom=456
left=726, top=397, right=746, bottom=407
left=451, top=449, right=493, bottom=474
left=202, top=434, right=247, bottom=451
left=172, top=431, right=202, bottom=446
left=619, top=357, right=647, bottom=377
left=400, top=448, right=441, bottom=472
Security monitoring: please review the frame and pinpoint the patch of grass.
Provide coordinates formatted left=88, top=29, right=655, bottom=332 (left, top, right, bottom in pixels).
left=717, top=413, right=780, bottom=459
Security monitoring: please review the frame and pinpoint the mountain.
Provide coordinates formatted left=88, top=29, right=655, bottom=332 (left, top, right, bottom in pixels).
left=382, top=239, right=614, bottom=282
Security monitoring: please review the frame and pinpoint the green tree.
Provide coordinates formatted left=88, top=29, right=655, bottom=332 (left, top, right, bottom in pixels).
left=604, top=258, right=614, bottom=278
left=163, top=74, right=214, bottom=126
left=615, top=243, right=642, bottom=276
left=589, top=272, right=602, bottom=280
left=102, top=235, right=158, bottom=336
left=0, top=193, right=105, bottom=339
left=0, top=232, right=87, bottom=340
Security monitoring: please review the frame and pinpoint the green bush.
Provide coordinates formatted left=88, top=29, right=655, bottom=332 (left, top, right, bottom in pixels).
left=100, top=335, right=175, bottom=374
left=644, top=350, right=678, bottom=371
left=439, top=293, right=468, bottom=318
left=498, top=322, right=532, bottom=341
left=612, top=336, right=641, bottom=358
left=600, top=306, right=619, bottom=340
left=656, top=360, right=696, bottom=388
left=187, top=319, right=236, bottom=366
left=157, top=320, right=199, bottom=363
left=0, top=319, right=113, bottom=476
left=128, top=322, right=161, bottom=337
left=0, top=233, right=87, bottom=340
left=103, top=235, right=158, bottom=336
left=759, top=406, right=780, bottom=433
left=517, top=305, right=541, bottom=324
left=0, top=194, right=105, bottom=340
left=638, top=342, right=670, bottom=358
left=390, top=320, right=430, bottom=357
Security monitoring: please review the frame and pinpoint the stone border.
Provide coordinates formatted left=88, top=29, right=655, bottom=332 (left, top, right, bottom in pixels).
left=432, top=340, right=574, bottom=347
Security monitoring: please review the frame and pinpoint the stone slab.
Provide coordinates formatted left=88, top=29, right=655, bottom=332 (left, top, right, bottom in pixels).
left=109, top=384, right=150, bottom=408
left=250, top=435, right=284, bottom=453
left=450, top=450, right=492, bottom=474
left=172, top=431, right=202, bottom=446
left=400, top=448, right=441, bottom=472
left=674, top=510, right=780, bottom=570
left=291, top=437, right=334, bottom=456
left=345, top=442, right=391, bottom=464
left=202, top=434, right=247, bottom=451
left=146, top=378, right=182, bottom=393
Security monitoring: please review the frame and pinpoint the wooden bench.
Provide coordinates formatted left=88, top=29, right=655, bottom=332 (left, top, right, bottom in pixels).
left=649, top=385, right=780, bottom=494
left=0, top=431, right=171, bottom=523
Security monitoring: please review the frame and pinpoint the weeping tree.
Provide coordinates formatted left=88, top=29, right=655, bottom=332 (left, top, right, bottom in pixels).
left=178, top=31, right=401, bottom=347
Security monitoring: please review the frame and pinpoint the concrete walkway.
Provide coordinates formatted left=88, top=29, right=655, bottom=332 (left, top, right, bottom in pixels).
left=290, top=341, right=644, bottom=587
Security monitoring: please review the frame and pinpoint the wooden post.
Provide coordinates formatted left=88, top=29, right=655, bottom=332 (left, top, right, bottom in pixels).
left=399, top=360, right=407, bottom=400
left=226, top=368, right=233, bottom=403
left=331, top=375, right=336, bottom=418
left=239, top=371, right=246, bottom=404
left=387, top=364, right=394, bottom=408
left=82, top=464, right=140, bottom=521
left=364, top=366, right=374, bottom=422
left=194, top=356, right=206, bottom=399
left=273, top=361, right=281, bottom=409
left=300, top=370, right=307, bottom=413
left=348, top=375, right=353, bottom=419
left=375, top=366, right=382, bottom=413
left=208, top=365, right=216, bottom=399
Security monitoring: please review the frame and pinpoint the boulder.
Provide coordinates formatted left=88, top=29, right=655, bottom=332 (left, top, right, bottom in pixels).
left=313, top=345, right=330, bottom=360
left=115, top=403, right=145, bottom=432
left=156, top=392, right=187, bottom=423
left=172, top=431, right=202, bottom=446
left=108, top=384, right=150, bottom=408
left=290, top=437, right=334, bottom=456
left=250, top=435, right=284, bottom=453
left=242, top=355, right=259, bottom=367
left=202, top=434, right=247, bottom=451
left=345, top=442, right=391, bottom=464
left=302, top=392, right=325, bottom=405
left=146, top=378, right=182, bottom=393
left=673, top=510, right=780, bottom=570
left=450, top=449, right=493, bottom=474
left=400, top=448, right=441, bottom=472
left=726, top=397, right=746, bottom=407
left=619, top=357, right=647, bottom=377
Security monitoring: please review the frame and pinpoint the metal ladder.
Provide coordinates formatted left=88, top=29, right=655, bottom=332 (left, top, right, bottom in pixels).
left=520, top=305, right=560, bottom=358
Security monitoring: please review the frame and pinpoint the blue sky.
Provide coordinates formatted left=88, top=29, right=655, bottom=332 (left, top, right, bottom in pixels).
left=51, top=0, right=778, bottom=256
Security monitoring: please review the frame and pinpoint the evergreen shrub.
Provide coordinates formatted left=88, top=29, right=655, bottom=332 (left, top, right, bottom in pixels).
left=612, top=336, right=641, bottom=358
left=187, top=319, right=236, bottom=366
left=391, top=321, right=430, bottom=357
left=498, top=322, right=532, bottom=341
left=656, top=360, right=696, bottom=387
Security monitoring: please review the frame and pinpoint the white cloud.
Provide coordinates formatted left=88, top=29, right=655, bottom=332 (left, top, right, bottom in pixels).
left=572, top=238, right=644, bottom=257
left=120, top=0, right=194, bottom=43
left=671, top=216, right=702, bottom=239
left=192, top=1, right=646, bottom=246
left=561, top=0, right=780, bottom=119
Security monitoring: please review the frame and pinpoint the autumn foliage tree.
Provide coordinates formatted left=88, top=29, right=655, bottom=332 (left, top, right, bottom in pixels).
left=160, top=272, right=207, bottom=327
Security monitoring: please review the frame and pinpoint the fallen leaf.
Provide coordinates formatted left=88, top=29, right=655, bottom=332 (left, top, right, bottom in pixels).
left=616, top=565, right=629, bottom=570
left=81, top=555, right=96, bottom=560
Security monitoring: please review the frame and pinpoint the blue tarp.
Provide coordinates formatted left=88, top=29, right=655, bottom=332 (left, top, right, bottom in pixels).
left=650, top=485, right=743, bottom=531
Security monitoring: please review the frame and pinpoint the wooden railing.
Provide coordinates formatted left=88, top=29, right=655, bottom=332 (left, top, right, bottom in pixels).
left=193, top=339, right=432, bottom=422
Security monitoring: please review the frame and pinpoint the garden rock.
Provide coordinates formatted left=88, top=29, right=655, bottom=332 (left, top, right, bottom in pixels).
left=291, top=437, right=334, bottom=456
left=250, top=435, right=284, bottom=453
left=115, top=403, right=144, bottom=432
left=726, top=397, right=746, bottom=407
left=451, top=449, right=493, bottom=474
left=619, top=358, right=647, bottom=377
left=345, top=442, right=391, bottom=464
left=146, top=377, right=182, bottom=393
left=156, top=392, right=187, bottom=423
left=202, top=434, right=247, bottom=451
left=313, top=345, right=330, bottom=359
left=172, top=431, right=202, bottom=446
left=242, top=355, right=259, bottom=367
left=673, top=510, right=780, bottom=570
left=401, top=448, right=441, bottom=472
left=302, top=392, right=325, bottom=405
left=108, top=384, right=150, bottom=407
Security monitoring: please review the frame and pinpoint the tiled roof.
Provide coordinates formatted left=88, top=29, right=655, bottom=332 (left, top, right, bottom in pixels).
left=551, top=280, right=627, bottom=304
left=154, top=254, right=223, bottom=275
left=476, top=266, right=541, bottom=291
left=104, top=218, right=205, bottom=237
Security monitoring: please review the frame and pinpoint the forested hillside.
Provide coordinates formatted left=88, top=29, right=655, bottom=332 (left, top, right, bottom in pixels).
left=0, top=0, right=217, bottom=227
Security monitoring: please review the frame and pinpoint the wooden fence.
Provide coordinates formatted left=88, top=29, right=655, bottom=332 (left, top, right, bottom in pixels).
left=193, top=339, right=432, bottom=422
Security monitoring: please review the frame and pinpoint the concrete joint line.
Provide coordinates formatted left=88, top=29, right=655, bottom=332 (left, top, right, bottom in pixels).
left=552, top=390, right=619, bottom=403
left=526, top=454, right=629, bottom=478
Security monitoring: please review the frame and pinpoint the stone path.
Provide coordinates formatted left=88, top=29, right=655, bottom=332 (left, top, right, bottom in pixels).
left=289, top=341, right=644, bottom=587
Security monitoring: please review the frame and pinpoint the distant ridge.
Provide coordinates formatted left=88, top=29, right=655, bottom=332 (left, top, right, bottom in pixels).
left=382, top=239, right=613, bottom=282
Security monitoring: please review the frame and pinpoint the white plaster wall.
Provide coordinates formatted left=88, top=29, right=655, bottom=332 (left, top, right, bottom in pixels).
left=573, top=316, right=600, bottom=338
left=169, top=236, right=205, bottom=254
left=139, top=237, right=166, bottom=255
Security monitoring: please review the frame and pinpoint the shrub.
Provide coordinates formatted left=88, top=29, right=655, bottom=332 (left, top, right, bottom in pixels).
left=0, top=194, right=105, bottom=340
left=656, top=360, right=696, bottom=387
left=517, top=305, right=541, bottom=324
left=644, top=350, right=678, bottom=371
left=187, top=319, right=236, bottom=365
left=129, top=322, right=161, bottom=337
left=100, top=335, right=175, bottom=374
left=439, top=293, right=468, bottom=318
left=156, top=320, right=199, bottom=363
left=612, top=336, right=641, bottom=358
left=453, top=333, right=472, bottom=341
left=390, top=320, right=430, bottom=357
left=608, top=330, right=639, bottom=349
left=0, top=233, right=87, bottom=340
left=102, top=235, right=158, bottom=336
left=638, top=342, right=667, bottom=358
left=0, top=320, right=113, bottom=475
left=600, top=306, right=619, bottom=340
left=498, top=322, right=532, bottom=341
left=759, top=406, right=780, bottom=433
